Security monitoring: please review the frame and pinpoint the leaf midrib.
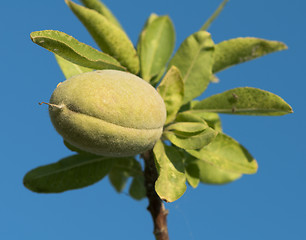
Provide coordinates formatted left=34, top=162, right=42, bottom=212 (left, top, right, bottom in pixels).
left=190, top=108, right=292, bottom=113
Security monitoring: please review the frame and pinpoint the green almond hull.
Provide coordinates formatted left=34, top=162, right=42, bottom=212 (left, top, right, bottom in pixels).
left=49, top=70, right=166, bottom=157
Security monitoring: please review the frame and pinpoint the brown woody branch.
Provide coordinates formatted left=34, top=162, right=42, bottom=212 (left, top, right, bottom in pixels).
left=142, top=149, right=169, bottom=240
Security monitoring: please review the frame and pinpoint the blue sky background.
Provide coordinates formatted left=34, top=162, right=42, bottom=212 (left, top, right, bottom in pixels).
left=1, top=0, right=305, bottom=239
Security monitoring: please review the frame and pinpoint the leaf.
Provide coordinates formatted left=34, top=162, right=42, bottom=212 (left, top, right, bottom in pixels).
left=23, top=154, right=114, bottom=193
left=166, top=111, right=210, bottom=132
left=163, top=129, right=217, bottom=151
left=157, top=66, right=184, bottom=124
left=31, top=30, right=125, bottom=71
left=175, top=111, right=207, bottom=123
left=54, top=54, right=93, bottom=79
left=192, top=87, right=293, bottom=116
left=80, top=0, right=123, bottom=29
left=108, top=158, right=142, bottom=192
left=213, top=37, right=287, bottom=73
left=138, top=15, right=175, bottom=82
left=169, top=31, right=215, bottom=104
left=166, top=121, right=207, bottom=133
left=108, top=169, right=128, bottom=192
left=181, top=102, right=223, bottom=131
left=184, top=162, right=200, bottom=188
left=187, top=133, right=258, bottom=174
left=137, top=14, right=162, bottom=85
left=129, top=175, right=146, bottom=200
left=190, top=111, right=222, bottom=132
left=201, top=0, right=229, bottom=31
left=66, top=0, right=139, bottom=74
left=163, top=112, right=218, bottom=150
left=63, top=140, right=95, bottom=155
left=137, top=14, right=159, bottom=66
left=195, top=159, right=242, bottom=184
left=153, top=140, right=186, bottom=202
left=142, top=13, right=159, bottom=28
left=150, top=66, right=166, bottom=87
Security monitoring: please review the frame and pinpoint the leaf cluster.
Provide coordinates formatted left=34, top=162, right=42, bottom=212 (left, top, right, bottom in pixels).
left=24, top=0, right=292, bottom=202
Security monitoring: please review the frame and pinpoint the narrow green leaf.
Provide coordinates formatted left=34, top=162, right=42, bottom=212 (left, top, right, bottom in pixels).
left=195, top=159, right=242, bottom=184
left=150, top=66, right=166, bottom=87
left=153, top=140, right=186, bottom=202
left=66, top=0, right=139, bottom=74
left=31, top=30, right=125, bottom=71
left=138, top=15, right=175, bottom=81
left=180, top=102, right=222, bottom=131
left=192, top=87, right=293, bottom=116
left=112, top=158, right=143, bottom=177
left=184, top=162, right=200, bottom=188
left=23, top=154, right=114, bottom=193
left=129, top=175, right=146, bottom=200
left=213, top=37, right=287, bottom=73
left=54, top=54, right=93, bottom=79
left=80, top=0, right=123, bottom=29
left=109, top=158, right=142, bottom=192
left=163, top=128, right=217, bottom=150
left=108, top=169, right=129, bottom=192
left=169, top=31, right=215, bottom=104
left=166, top=112, right=209, bottom=132
left=63, top=140, right=95, bottom=155
left=181, top=102, right=223, bottom=131
left=165, top=122, right=207, bottom=133
left=175, top=111, right=207, bottom=123
left=157, top=66, right=184, bottom=124
left=137, top=14, right=158, bottom=55
left=137, top=14, right=160, bottom=75
left=190, top=111, right=222, bottom=132
left=201, top=0, right=229, bottom=31
left=163, top=112, right=218, bottom=150
left=137, top=14, right=161, bottom=85
left=187, top=133, right=258, bottom=174
left=142, top=13, right=159, bottom=29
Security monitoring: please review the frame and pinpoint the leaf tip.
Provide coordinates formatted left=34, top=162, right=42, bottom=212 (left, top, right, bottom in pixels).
left=279, top=42, right=288, bottom=51
left=251, top=159, right=258, bottom=174
left=65, top=0, right=76, bottom=9
left=30, top=34, right=34, bottom=42
left=23, top=173, right=40, bottom=193
left=29, top=31, right=39, bottom=42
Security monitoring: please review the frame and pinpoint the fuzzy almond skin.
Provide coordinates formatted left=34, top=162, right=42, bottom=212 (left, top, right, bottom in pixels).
left=49, top=70, right=166, bottom=157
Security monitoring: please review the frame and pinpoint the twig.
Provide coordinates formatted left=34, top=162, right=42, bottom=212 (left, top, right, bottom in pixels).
left=142, top=149, right=169, bottom=240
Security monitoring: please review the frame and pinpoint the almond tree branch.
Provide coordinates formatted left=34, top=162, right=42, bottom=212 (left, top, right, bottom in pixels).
left=142, top=149, right=169, bottom=240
